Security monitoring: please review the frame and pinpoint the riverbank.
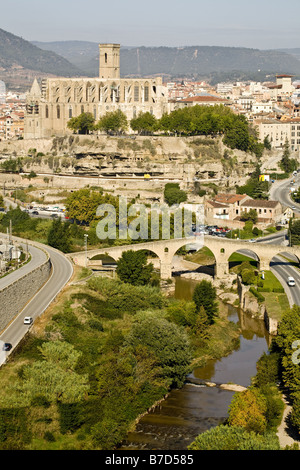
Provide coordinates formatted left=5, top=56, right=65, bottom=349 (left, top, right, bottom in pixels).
left=120, top=277, right=270, bottom=450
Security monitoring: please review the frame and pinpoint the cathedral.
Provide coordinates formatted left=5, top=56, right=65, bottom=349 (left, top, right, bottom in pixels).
left=24, top=44, right=169, bottom=139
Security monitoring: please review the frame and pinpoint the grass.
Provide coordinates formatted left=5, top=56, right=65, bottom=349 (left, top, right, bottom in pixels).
left=259, top=271, right=283, bottom=291
left=229, top=252, right=258, bottom=271
left=185, top=247, right=215, bottom=265
left=263, top=292, right=290, bottom=322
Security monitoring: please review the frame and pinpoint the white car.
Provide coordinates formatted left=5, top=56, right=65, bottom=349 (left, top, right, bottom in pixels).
left=287, top=277, right=296, bottom=287
left=24, top=317, right=33, bottom=325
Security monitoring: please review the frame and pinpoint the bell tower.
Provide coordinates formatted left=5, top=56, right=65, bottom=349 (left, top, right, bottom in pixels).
left=99, top=44, right=120, bottom=79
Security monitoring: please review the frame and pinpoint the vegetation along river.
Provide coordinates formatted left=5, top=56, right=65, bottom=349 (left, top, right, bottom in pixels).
left=120, top=277, right=270, bottom=451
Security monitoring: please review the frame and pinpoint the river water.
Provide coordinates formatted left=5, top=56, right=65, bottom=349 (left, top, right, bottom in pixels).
left=121, top=277, right=270, bottom=451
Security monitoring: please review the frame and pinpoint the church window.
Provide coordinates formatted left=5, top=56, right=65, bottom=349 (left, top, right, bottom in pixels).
left=81, top=105, right=84, bottom=114
left=144, top=86, right=149, bottom=102
left=57, top=105, right=60, bottom=119
left=45, top=105, right=49, bottom=119
left=69, top=106, right=73, bottom=118
left=105, top=53, right=108, bottom=64
left=134, top=86, right=139, bottom=102
left=93, top=107, right=97, bottom=120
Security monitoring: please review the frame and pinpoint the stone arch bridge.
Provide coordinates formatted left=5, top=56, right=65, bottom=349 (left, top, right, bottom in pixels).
left=69, top=235, right=300, bottom=280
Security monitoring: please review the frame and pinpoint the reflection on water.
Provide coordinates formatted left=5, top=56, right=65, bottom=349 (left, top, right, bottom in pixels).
left=121, top=277, right=269, bottom=451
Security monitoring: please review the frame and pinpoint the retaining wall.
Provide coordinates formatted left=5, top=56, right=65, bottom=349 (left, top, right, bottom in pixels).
left=0, top=255, right=52, bottom=332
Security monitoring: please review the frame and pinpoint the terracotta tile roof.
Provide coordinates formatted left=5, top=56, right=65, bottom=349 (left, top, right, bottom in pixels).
left=214, top=194, right=248, bottom=204
left=240, top=199, right=280, bottom=208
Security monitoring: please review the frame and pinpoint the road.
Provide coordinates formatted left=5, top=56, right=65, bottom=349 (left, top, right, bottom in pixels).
left=237, top=174, right=300, bottom=306
left=270, top=173, right=300, bottom=214
left=0, top=241, right=48, bottom=290
left=0, top=239, right=73, bottom=362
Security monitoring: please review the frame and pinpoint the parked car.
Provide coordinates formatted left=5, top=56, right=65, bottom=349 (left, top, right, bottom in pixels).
left=2, top=343, right=12, bottom=351
left=24, top=317, right=33, bottom=325
left=32, top=211, right=39, bottom=215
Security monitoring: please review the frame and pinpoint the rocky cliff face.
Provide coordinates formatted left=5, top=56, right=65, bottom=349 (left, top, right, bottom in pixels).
left=0, top=134, right=268, bottom=189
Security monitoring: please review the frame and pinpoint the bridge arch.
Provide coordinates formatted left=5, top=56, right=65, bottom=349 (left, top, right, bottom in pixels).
left=171, top=243, right=217, bottom=278
left=70, top=236, right=300, bottom=282
left=228, top=249, right=260, bottom=273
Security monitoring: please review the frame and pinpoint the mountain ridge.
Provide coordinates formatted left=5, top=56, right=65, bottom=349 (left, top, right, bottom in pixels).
left=32, top=40, right=300, bottom=81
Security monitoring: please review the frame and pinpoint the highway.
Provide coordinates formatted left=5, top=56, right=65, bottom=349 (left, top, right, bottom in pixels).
left=238, top=173, right=300, bottom=307
left=0, top=239, right=73, bottom=362
left=270, top=173, right=300, bottom=215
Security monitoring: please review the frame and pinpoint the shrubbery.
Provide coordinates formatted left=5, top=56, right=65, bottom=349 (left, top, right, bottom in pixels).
left=188, top=424, right=280, bottom=450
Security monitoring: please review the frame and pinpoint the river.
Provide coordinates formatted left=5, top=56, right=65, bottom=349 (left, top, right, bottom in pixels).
left=120, top=277, right=270, bottom=451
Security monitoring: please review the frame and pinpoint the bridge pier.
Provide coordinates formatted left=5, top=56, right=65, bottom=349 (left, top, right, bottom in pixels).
left=160, top=261, right=172, bottom=280
left=215, top=261, right=229, bottom=279
left=259, top=259, right=271, bottom=272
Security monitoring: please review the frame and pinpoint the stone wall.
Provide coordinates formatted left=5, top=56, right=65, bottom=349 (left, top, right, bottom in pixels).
left=0, top=255, right=52, bottom=332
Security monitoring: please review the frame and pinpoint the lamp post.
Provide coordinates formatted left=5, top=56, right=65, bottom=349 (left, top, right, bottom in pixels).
left=84, top=234, right=88, bottom=268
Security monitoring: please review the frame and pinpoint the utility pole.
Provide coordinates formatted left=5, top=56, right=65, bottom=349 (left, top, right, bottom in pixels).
left=84, top=234, right=88, bottom=268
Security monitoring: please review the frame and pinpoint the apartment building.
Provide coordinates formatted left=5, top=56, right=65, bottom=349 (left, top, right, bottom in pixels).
left=257, top=118, right=300, bottom=151
left=205, top=193, right=282, bottom=227
left=240, top=199, right=282, bottom=224
left=205, top=194, right=251, bottom=222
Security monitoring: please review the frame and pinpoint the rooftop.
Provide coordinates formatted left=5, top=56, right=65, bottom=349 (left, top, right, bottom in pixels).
left=240, top=199, right=280, bottom=208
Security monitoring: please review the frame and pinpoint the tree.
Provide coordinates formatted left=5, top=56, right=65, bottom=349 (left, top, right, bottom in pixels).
left=164, top=183, right=187, bottom=206
left=47, top=217, right=71, bottom=252
left=130, top=112, right=157, bottom=135
left=240, top=209, right=258, bottom=224
left=272, top=305, right=300, bottom=394
left=290, top=219, right=300, bottom=245
left=193, top=306, right=210, bottom=339
left=97, top=110, right=128, bottom=135
left=223, top=115, right=250, bottom=152
left=192, top=280, right=218, bottom=324
left=228, top=388, right=267, bottom=434
left=65, top=188, right=118, bottom=225
left=125, top=312, right=192, bottom=388
left=3, top=341, right=89, bottom=407
left=280, top=138, right=297, bottom=174
left=188, top=424, right=280, bottom=450
left=263, top=135, right=272, bottom=150
left=236, top=164, right=269, bottom=200
left=116, top=250, right=154, bottom=286
left=67, top=112, right=95, bottom=134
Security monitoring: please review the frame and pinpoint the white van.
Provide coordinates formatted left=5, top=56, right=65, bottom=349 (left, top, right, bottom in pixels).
left=288, top=277, right=296, bottom=287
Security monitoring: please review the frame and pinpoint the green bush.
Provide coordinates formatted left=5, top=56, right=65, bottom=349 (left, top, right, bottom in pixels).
left=87, top=277, right=166, bottom=314
left=188, top=425, right=280, bottom=450
left=273, top=287, right=284, bottom=293
left=58, top=403, right=83, bottom=434
left=254, top=352, right=280, bottom=388
left=249, top=287, right=265, bottom=303
left=291, top=392, right=300, bottom=431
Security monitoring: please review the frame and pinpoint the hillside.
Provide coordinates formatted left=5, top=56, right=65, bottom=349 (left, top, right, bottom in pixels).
left=0, top=28, right=84, bottom=90
left=33, top=41, right=300, bottom=80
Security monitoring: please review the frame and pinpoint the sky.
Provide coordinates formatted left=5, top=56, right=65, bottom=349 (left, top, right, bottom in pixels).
left=2, top=0, right=300, bottom=50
